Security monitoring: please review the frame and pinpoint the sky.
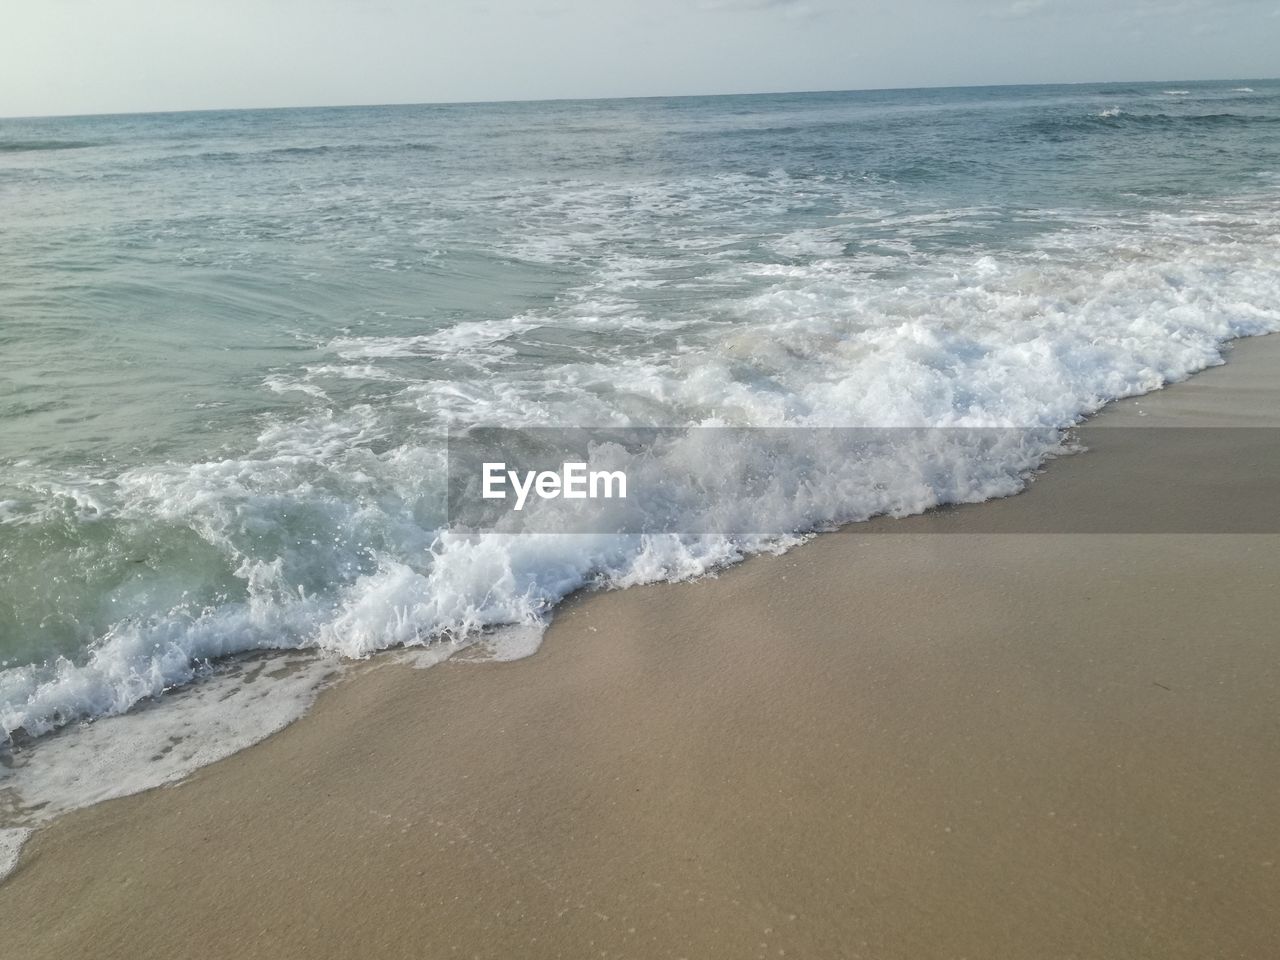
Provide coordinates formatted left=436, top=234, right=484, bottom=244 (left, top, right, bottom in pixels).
left=3, top=0, right=1278, bottom=117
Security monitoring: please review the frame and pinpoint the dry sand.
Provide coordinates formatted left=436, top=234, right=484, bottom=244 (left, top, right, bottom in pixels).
left=3, top=336, right=1280, bottom=959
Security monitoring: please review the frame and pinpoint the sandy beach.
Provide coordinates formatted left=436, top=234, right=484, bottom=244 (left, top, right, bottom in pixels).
left=4, top=335, right=1280, bottom=959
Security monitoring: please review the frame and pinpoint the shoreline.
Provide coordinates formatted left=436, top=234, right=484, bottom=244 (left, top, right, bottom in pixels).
left=4, top=333, right=1280, bottom=958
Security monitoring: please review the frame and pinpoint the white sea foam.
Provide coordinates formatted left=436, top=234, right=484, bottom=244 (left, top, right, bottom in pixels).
left=0, top=653, right=336, bottom=871
left=0, top=829, right=32, bottom=883
left=329, top=316, right=541, bottom=360
left=263, top=374, right=328, bottom=398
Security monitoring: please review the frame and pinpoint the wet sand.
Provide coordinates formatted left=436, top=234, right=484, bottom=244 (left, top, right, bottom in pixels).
left=4, top=335, right=1280, bottom=959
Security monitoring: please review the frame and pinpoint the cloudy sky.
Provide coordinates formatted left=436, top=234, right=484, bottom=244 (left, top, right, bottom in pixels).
left=3, top=0, right=1277, bottom=117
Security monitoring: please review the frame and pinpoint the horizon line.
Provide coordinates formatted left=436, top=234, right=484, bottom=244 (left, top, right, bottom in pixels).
left=2, top=75, right=1274, bottom=123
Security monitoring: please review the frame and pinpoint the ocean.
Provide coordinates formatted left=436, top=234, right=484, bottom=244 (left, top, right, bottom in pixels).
left=2, top=81, right=1279, bottom=820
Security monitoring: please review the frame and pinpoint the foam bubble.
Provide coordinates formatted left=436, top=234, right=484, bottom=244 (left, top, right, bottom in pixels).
left=0, top=829, right=31, bottom=883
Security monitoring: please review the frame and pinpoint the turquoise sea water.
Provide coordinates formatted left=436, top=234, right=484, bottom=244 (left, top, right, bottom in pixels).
left=2, top=81, right=1279, bottom=741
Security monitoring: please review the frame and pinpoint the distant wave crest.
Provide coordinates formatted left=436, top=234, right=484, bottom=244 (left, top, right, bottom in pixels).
left=1028, top=111, right=1273, bottom=140
left=0, top=140, right=98, bottom=154
left=185, top=141, right=438, bottom=166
